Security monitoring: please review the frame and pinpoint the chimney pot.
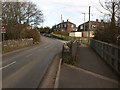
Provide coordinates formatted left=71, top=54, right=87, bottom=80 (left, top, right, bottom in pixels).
left=101, top=19, right=104, bottom=22
left=96, top=19, right=98, bottom=22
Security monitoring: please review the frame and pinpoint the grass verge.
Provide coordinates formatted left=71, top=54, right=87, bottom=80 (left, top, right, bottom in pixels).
left=51, top=33, right=72, bottom=40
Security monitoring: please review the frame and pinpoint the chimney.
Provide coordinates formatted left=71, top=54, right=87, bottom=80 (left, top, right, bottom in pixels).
left=101, top=19, right=104, bottom=22
left=96, top=19, right=98, bottom=22
left=67, top=19, right=69, bottom=22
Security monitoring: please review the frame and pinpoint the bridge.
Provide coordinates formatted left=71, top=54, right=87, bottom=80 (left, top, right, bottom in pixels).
left=57, top=39, right=120, bottom=88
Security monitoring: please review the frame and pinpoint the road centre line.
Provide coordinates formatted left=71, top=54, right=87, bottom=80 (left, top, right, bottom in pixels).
left=3, top=43, right=48, bottom=63
left=44, top=44, right=52, bottom=48
left=44, top=45, right=51, bottom=49
left=0, top=61, right=16, bottom=70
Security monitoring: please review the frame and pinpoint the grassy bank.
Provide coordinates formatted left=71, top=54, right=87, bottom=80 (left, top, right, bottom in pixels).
left=51, top=33, right=73, bottom=40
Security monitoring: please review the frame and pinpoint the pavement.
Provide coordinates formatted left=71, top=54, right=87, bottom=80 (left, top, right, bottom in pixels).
left=2, top=36, right=63, bottom=88
left=39, top=55, right=61, bottom=88
left=58, top=44, right=120, bottom=88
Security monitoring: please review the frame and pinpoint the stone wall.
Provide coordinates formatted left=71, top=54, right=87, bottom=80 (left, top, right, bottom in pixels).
left=2, top=38, right=33, bottom=53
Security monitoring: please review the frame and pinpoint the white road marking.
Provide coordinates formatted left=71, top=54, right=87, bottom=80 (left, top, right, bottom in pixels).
left=0, top=61, right=16, bottom=70
left=44, top=45, right=51, bottom=49
left=2, top=56, right=18, bottom=65
left=26, top=54, right=33, bottom=58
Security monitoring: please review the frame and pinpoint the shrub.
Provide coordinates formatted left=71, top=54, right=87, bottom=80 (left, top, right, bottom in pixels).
left=20, top=27, right=41, bottom=44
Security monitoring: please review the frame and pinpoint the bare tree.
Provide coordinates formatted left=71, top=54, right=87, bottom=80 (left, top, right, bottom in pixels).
left=2, top=2, right=44, bottom=40
left=99, top=0, right=120, bottom=25
left=94, top=0, right=120, bottom=44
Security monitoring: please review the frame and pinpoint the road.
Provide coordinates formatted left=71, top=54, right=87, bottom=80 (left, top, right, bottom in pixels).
left=2, top=36, right=63, bottom=88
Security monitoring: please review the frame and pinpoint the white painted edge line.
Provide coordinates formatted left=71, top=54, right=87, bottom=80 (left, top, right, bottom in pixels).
left=44, top=46, right=48, bottom=49
left=54, top=58, right=62, bottom=88
left=0, top=61, right=16, bottom=70
left=26, top=54, right=33, bottom=58
left=65, top=64, right=119, bottom=85
left=44, top=45, right=51, bottom=49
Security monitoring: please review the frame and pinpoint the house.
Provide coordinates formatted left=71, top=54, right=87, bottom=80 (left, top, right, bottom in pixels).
left=78, top=19, right=109, bottom=32
left=77, top=19, right=110, bottom=37
left=52, top=19, right=76, bottom=36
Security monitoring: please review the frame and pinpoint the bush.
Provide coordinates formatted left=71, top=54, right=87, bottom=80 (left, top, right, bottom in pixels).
left=20, top=27, right=41, bottom=44
left=94, top=26, right=119, bottom=45
left=30, top=28, right=41, bottom=44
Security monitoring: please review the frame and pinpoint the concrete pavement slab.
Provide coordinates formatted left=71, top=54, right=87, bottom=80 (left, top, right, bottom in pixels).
left=58, top=44, right=120, bottom=88
left=58, top=64, right=119, bottom=88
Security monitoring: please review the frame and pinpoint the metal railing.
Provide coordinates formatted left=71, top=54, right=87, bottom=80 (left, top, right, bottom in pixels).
left=90, top=39, right=120, bottom=75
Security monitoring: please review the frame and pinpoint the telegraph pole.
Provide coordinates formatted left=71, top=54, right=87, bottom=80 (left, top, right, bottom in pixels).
left=61, top=14, right=62, bottom=38
left=88, top=6, right=91, bottom=43
left=82, top=13, right=86, bottom=32
left=61, top=14, right=63, bottom=22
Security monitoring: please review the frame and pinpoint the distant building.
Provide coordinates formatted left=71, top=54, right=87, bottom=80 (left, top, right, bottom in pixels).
left=78, top=19, right=109, bottom=32
left=77, top=19, right=110, bottom=37
left=52, top=19, right=76, bottom=36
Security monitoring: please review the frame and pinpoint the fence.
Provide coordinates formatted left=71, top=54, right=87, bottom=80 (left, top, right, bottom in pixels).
left=62, top=40, right=79, bottom=64
left=90, top=39, right=120, bottom=75
left=3, top=38, right=33, bottom=53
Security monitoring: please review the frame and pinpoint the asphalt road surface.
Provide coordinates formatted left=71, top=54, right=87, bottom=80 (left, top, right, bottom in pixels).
left=2, top=36, right=63, bottom=88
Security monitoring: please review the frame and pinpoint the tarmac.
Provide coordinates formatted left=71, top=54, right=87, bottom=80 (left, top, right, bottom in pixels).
left=58, top=44, right=120, bottom=88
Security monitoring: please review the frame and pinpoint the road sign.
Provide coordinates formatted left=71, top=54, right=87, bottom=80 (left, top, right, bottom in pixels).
left=1, top=27, right=6, bottom=33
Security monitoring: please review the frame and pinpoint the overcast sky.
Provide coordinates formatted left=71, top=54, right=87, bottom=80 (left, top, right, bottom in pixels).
left=30, top=0, right=107, bottom=27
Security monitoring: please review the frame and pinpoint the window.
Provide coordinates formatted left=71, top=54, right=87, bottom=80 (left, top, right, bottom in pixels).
left=102, top=26, right=104, bottom=28
left=64, top=24, right=66, bottom=28
left=59, top=25, right=60, bottom=28
left=61, top=24, right=64, bottom=28
left=71, top=24, right=74, bottom=28
left=62, top=24, right=64, bottom=28
left=92, top=25, right=96, bottom=28
left=80, top=25, right=83, bottom=29
left=61, top=29, right=64, bottom=32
